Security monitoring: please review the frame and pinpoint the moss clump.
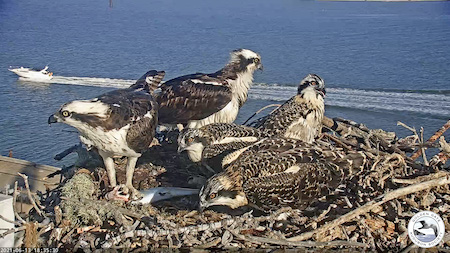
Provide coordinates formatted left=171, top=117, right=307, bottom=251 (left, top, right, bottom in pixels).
left=61, top=173, right=96, bottom=200
left=61, top=173, right=119, bottom=226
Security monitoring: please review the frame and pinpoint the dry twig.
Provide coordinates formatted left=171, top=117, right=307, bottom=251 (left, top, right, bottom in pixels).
left=288, top=172, right=450, bottom=242
left=13, top=181, right=25, bottom=224
left=410, top=120, right=450, bottom=160
left=18, top=173, right=44, bottom=217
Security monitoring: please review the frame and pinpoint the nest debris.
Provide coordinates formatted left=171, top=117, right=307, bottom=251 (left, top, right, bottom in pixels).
left=1, top=117, right=449, bottom=252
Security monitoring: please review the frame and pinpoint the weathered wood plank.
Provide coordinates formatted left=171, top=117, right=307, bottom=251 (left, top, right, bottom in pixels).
left=0, top=156, right=60, bottom=193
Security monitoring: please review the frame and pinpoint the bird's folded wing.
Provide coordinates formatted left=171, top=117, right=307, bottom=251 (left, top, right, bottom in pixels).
left=204, top=123, right=266, bottom=142
left=157, top=76, right=232, bottom=124
left=95, top=90, right=157, bottom=130
left=203, top=141, right=255, bottom=160
left=258, top=97, right=308, bottom=135
left=226, top=141, right=346, bottom=180
left=243, top=163, right=339, bottom=210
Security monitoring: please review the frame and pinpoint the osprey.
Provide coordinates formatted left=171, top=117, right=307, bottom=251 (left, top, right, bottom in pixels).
left=155, top=49, right=262, bottom=129
left=254, top=74, right=325, bottom=143
left=48, top=70, right=165, bottom=199
left=177, top=123, right=266, bottom=169
left=199, top=137, right=366, bottom=211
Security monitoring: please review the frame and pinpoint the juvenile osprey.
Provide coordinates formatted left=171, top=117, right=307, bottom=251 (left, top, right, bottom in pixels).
left=254, top=74, right=325, bottom=143
left=199, top=137, right=365, bottom=210
left=48, top=70, right=165, bottom=199
left=155, top=49, right=262, bottom=128
left=177, top=123, right=266, bottom=167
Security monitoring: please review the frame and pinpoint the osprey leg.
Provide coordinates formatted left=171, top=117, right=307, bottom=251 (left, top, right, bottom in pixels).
left=126, top=156, right=141, bottom=199
left=99, top=150, right=117, bottom=187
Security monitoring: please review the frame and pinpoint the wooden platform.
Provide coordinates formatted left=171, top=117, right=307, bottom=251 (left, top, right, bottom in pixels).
left=0, top=156, right=61, bottom=193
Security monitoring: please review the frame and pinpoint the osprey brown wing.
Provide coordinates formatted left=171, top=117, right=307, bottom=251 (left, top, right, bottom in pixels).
left=157, top=77, right=232, bottom=124
left=243, top=163, right=341, bottom=210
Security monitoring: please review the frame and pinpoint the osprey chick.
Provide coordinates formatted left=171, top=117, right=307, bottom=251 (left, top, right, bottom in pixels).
left=48, top=70, right=165, bottom=199
left=177, top=123, right=266, bottom=169
left=255, top=74, right=325, bottom=143
left=199, top=137, right=366, bottom=211
left=155, top=49, right=262, bottom=128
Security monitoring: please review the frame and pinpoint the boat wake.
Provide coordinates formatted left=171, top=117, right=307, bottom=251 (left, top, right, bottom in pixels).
left=37, top=75, right=450, bottom=117
left=251, top=84, right=450, bottom=118
left=28, top=75, right=136, bottom=88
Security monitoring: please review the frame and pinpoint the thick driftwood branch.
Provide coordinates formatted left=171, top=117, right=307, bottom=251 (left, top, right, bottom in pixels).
left=287, top=173, right=450, bottom=242
left=410, top=120, right=450, bottom=160
left=231, top=230, right=367, bottom=248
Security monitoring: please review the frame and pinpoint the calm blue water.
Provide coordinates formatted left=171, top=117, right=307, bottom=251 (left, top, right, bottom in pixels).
left=0, top=0, right=449, bottom=166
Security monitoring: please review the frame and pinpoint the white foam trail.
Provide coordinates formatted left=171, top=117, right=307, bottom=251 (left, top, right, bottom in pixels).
left=49, top=75, right=135, bottom=88
left=250, top=85, right=450, bottom=117
left=43, top=75, right=450, bottom=117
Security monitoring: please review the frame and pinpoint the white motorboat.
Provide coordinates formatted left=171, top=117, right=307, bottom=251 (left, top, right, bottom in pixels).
left=8, top=66, right=53, bottom=81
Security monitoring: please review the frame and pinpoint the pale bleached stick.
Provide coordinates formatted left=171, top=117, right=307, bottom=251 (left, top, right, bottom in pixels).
left=17, top=173, right=44, bottom=217
left=287, top=173, right=450, bottom=242
left=392, top=171, right=449, bottom=185
left=0, top=214, right=21, bottom=226
left=231, top=230, right=367, bottom=248
left=13, top=181, right=25, bottom=224
left=0, top=226, right=26, bottom=239
left=420, top=127, right=429, bottom=166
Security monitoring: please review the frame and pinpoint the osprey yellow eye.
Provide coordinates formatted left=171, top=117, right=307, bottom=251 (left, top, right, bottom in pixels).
left=61, top=111, right=70, bottom=117
left=311, top=81, right=317, bottom=86
left=209, top=193, right=216, bottom=199
left=254, top=58, right=260, bottom=63
left=188, top=137, right=194, bottom=143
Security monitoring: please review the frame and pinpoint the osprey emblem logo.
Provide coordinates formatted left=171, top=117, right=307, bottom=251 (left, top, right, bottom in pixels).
left=408, top=211, right=445, bottom=248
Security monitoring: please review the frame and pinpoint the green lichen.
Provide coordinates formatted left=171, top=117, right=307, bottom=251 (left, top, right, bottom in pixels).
left=61, top=173, right=96, bottom=200
left=61, top=173, right=120, bottom=226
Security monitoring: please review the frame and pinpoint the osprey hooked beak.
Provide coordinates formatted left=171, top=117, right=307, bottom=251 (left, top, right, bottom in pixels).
left=177, top=146, right=185, bottom=153
left=315, top=86, right=326, bottom=97
left=257, top=63, right=263, bottom=71
left=48, top=114, right=58, bottom=124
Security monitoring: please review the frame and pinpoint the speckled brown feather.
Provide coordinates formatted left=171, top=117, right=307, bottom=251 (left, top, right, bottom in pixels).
left=243, top=162, right=342, bottom=210
left=251, top=74, right=325, bottom=143
left=213, top=137, right=365, bottom=210
left=257, top=96, right=308, bottom=135
left=199, top=123, right=267, bottom=144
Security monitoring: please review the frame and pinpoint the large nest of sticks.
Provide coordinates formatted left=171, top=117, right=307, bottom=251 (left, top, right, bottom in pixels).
left=3, top=117, right=450, bottom=252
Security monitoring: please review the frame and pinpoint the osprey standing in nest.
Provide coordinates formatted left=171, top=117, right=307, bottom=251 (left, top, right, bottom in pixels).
left=177, top=123, right=267, bottom=169
left=254, top=74, right=325, bottom=143
left=199, top=137, right=366, bottom=211
left=155, top=49, right=262, bottom=129
left=48, top=70, right=165, bottom=199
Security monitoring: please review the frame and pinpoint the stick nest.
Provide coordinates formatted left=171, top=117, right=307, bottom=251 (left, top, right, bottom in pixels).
left=3, top=118, right=450, bottom=252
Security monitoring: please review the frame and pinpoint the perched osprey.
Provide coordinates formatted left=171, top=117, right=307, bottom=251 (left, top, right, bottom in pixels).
left=177, top=123, right=266, bottom=168
left=254, top=74, right=325, bottom=143
left=199, top=137, right=365, bottom=211
left=155, top=49, right=262, bottom=129
left=48, top=70, right=165, bottom=199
